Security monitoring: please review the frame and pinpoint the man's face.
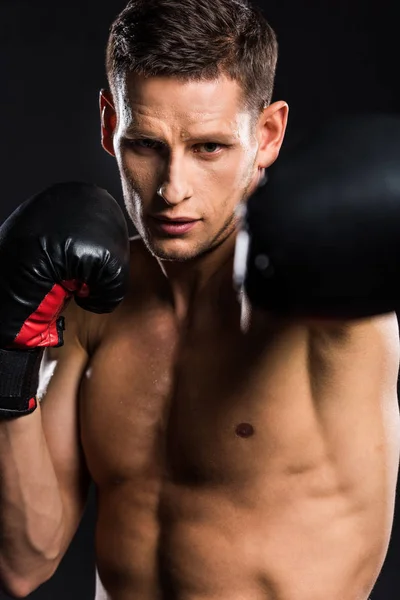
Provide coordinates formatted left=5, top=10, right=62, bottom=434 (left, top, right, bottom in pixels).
left=112, top=74, right=261, bottom=262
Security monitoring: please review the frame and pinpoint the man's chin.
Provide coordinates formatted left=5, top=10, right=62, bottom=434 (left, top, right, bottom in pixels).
left=142, top=220, right=238, bottom=263
left=144, top=238, right=204, bottom=262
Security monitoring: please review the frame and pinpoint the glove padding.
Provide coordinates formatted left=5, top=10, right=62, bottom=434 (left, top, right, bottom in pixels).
left=238, top=113, right=400, bottom=319
left=0, top=181, right=130, bottom=349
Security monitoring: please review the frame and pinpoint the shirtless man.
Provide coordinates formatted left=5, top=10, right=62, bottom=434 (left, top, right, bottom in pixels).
left=0, top=1, right=399, bottom=599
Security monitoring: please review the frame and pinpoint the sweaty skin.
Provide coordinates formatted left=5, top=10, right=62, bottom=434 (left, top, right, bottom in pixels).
left=38, top=75, right=399, bottom=600
left=60, top=237, right=398, bottom=600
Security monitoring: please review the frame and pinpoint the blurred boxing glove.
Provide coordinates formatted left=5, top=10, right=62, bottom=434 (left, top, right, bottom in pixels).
left=0, top=181, right=130, bottom=418
left=235, top=114, right=400, bottom=319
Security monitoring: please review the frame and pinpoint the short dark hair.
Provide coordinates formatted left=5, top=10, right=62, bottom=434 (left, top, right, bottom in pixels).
left=106, top=0, right=278, bottom=116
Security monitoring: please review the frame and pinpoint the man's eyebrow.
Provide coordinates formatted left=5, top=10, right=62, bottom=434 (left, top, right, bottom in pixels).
left=124, top=126, right=160, bottom=139
left=124, top=126, right=238, bottom=143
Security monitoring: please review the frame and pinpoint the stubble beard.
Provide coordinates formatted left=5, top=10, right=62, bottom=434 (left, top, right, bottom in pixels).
left=147, top=209, right=239, bottom=263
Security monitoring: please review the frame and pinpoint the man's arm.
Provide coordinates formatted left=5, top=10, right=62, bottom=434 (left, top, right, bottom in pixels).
left=0, top=302, right=91, bottom=598
left=0, top=181, right=129, bottom=597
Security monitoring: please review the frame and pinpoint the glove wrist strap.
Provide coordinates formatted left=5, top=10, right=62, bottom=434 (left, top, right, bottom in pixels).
left=0, top=348, right=44, bottom=418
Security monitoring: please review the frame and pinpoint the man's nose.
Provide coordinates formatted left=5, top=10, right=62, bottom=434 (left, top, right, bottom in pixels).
left=158, top=155, right=193, bottom=206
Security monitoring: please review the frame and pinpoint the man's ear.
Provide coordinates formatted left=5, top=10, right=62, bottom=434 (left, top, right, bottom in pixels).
left=99, top=89, right=117, bottom=157
left=256, top=100, right=289, bottom=169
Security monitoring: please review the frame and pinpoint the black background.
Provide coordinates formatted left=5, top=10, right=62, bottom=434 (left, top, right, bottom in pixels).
left=0, top=0, right=399, bottom=597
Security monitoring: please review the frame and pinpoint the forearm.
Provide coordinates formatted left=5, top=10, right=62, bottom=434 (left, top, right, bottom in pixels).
left=0, top=404, right=64, bottom=594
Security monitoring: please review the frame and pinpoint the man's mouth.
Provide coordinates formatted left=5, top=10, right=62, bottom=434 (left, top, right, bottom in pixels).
left=150, top=216, right=200, bottom=235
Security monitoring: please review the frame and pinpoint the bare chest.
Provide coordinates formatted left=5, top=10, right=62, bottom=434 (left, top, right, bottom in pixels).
left=79, top=309, right=317, bottom=490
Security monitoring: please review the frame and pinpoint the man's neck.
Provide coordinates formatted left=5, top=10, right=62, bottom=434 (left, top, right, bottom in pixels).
left=158, top=230, right=239, bottom=324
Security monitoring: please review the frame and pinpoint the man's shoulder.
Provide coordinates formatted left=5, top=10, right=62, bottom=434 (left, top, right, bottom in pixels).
left=305, top=313, right=399, bottom=371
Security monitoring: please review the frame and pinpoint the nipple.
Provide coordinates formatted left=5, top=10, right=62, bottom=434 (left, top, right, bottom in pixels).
left=235, top=423, right=255, bottom=438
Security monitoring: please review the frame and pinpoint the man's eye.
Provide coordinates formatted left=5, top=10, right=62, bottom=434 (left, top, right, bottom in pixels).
left=133, top=139, right=161, bottom=150
left=124, top=139, right=162, bottom=151
left=195, top=143, right=223, bottom=154
left=125, top=139, right=226, bottom=154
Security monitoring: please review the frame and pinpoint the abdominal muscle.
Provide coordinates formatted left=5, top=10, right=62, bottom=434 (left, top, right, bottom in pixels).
left=93, top=463, right=386, bottom=600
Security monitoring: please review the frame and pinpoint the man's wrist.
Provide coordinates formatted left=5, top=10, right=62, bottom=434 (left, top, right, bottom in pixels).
left=0, top=348, right=44, bottom=418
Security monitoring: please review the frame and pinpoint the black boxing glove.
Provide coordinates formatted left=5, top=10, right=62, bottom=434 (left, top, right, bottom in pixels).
left=235, top=113, right=400, bottom=319
left=0, top=181, right=130, bottom=418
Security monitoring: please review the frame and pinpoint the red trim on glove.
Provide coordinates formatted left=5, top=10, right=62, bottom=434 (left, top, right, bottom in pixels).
left=13, top=280, right=89, bottom=348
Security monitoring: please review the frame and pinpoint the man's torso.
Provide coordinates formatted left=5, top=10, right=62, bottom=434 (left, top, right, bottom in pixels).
left=78, top=240, right=400, bottom=600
